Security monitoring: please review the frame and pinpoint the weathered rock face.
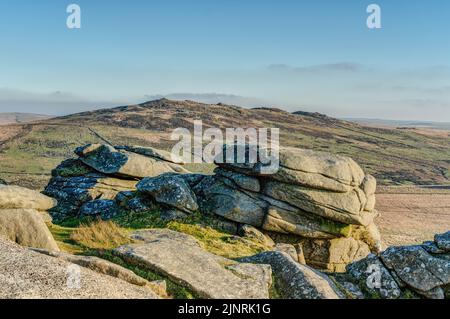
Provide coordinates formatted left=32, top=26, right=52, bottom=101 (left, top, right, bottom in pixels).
left=263, top=181, right=376, bottom=226
left=240, top=251, right=343, bottom=299
left=337, top=232, right=450, bottom=299
left=262, top=202, right=351, bottom=239
left=137, top=173, right=198, bottom=213
left=302, top=237, right=371, bottom=272
left=381, top=245, right=450, bottom=298
left=0, top=185, right=56, bottom=211
left=194, top=175, right=267, bottom=227
left=0, top=209, right=60, bottom=251
left=0, top=185, right=59, bottom=251
left=75, top=144, right=188, bottom=179
left=0, top=238, right=159, bottom=299
left=114, top=229, right=272, bottom=299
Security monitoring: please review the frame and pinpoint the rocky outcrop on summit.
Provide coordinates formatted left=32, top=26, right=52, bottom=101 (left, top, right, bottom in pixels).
left=114, top=229, right=272, bottom=299
left=0, top=185, right=59, bottom=251
left=334, top=232, right=450, bottom=299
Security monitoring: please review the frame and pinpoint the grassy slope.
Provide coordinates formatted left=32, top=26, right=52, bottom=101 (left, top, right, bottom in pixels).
left=0, top=99, right=449, bottom=189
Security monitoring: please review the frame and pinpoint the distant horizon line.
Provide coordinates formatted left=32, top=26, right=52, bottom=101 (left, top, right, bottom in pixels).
left=1, top=96, right=450, bottom=125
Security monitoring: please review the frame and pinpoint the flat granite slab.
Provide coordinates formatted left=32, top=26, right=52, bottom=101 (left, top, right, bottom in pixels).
left=114, top=229, right=272, bottom=299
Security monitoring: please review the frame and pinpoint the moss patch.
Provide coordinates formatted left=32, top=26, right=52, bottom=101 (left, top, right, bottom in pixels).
left=114, top=210, right=269, bottom=259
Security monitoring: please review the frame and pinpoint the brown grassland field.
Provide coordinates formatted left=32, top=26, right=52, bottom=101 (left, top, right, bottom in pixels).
left=0, top=99, right=449, bottom=248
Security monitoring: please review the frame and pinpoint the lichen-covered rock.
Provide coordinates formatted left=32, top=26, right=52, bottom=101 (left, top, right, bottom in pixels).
left=44, top=172, right=137, bottom=220
left=0, top=185, right=56, bottom=211
left=79, top=199, right=120, bottom=220
left=0, top=209, right=60, bottom=251
left=50, top=158, right=95, bottom=178
left=75, top=144, right=188, bottom=179
left=114, top=229, right=272, bottom=299
left=44, top=143, right=380, bottom=273
left=116, top=191, right=157, bottom=213
left=336, top=233, right=450, bottom=299
left=137, top=173, right=198, bottom=213
left=346, top=254, right=401, bottom=299
left=421, top=241, right=446, bottom=254
left=381, top=245, right=450, bottom=298
left=435, top=231, right=450, bottom=252
left=240, top=251, right=343, bottom=299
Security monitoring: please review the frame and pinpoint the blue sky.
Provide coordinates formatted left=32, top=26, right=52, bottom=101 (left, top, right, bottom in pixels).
left=0, top=0, right=449, bottom=120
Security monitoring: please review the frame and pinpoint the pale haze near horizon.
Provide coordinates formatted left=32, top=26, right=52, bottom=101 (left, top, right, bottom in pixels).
left=0, top=1, right=449, bottom=121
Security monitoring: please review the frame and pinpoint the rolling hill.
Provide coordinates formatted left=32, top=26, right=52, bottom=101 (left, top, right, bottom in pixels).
left=0, top=98, right=449, bottom=189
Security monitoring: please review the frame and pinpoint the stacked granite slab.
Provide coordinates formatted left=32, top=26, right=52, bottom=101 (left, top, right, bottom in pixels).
left=193, top=145, right=381, bottom=272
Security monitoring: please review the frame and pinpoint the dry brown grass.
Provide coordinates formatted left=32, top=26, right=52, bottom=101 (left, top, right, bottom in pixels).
left=376, top=189, right=450, bottom=247
left=70, top=220, right=132, bottom=250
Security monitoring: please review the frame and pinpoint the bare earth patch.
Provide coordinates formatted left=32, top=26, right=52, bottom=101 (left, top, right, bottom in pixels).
left=376, top=187, right=450, bottom=247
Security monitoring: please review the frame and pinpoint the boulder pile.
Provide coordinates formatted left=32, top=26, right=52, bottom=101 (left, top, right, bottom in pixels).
left=0, top=184, right=59, bottom=251
left=45, top=143, right=382, bottom=271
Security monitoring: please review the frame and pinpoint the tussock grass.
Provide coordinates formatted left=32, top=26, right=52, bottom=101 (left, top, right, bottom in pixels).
left=70, top=219, right=132, bottom=250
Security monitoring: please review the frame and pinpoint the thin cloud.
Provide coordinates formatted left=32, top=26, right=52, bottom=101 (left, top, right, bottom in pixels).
left=267, top=62, right=364, bottom=73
